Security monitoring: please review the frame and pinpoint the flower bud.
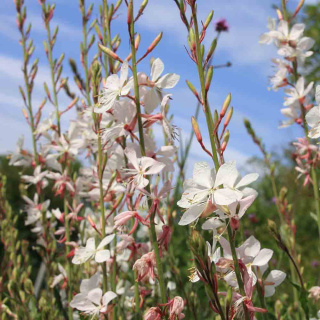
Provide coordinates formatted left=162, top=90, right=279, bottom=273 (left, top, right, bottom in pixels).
left=191, top=116, right=202, bottom=142
left=205, top=66, right=213, bottom=92
left=98, top=43, right=123, bottom=62
left=220, top=93, right=231, bottom=118
left=203, top=10, right=214, bottom=30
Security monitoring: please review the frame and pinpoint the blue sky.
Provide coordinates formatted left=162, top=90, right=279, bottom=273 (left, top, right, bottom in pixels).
left=0, top=0, right=317, bottom=171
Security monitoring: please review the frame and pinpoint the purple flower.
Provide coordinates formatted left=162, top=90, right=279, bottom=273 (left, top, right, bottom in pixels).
left=215, top=19, right=229, bottom=32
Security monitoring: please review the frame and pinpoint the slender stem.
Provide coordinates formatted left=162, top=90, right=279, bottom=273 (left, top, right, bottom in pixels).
left=128, top=0, right=167, bottom=304
left=191, top=6, right=219, bottom=171
left=111, top=226, right=117, bottom=320
left=64, top=197, right=73, bottom=320
left=19, top=24, right=38, bottom=165
left=42, top=3, right=61, bottom=134
left=256, top=280, right=268, bottom=320
left=80, top=1, right=92, bottom=107
left=190, top=5, right=246, bottom=320
left=226, top=224, right=250, bottom=320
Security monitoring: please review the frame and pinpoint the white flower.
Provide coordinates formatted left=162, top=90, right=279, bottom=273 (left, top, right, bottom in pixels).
left=51, top=263, right=67, bottom=288
left=123, top=147, right=165, bottom=188
left=306, top=85, right=320, bottom=139
left=259, top=17, right=276, bottom=44
left=177, top=161, right=258, bottom=226
left=280, top=104, right=299, bottom=128
left=219, top=236, right=273, bottom=287
left=70, top=273, right=117, bottom=316
left=72, top=234, right=115, bottom=264
left=143, top=58, right=180, bottom=113
left=21, top=166, right=48, bottom=188
left=263, top=270, right=286, bottom=297
left=283, top=77, right=313, bottom=106
left=94, top=61, right=132, bottom=113
left=9, top=136, right=33, bottom=167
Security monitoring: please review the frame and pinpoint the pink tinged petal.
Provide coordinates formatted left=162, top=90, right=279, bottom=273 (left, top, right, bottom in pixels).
left=214, top=161, right=240, bottom=188
left=157, top=73, right=180, bottom=89
left=97, top=234, right=115, bottom=250
left=125, top=148, right=140, bottom=170
left=193, top=162, right=214, bottom=188
left=178, top=204, right=206, bottom=225
left=151, top=58, right=164, bottom=82
left=252, top=248, right=273, bottom=267
left=95, top=249, right=111, bottom=263
left=88, top=288, right=103, bottom=305
left=236, top=173, right=259, bottom=189
left=160, top=94, right=172, bottom=113
left=102, top=291, right=117, bottom=306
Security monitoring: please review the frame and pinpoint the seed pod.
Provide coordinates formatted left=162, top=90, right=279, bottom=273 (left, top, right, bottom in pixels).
left=205, top=66, right=213, bottom=92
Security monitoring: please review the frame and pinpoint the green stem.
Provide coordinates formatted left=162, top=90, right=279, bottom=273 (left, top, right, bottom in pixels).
left=191, top=6, right=219, bottom=171
left=64, top=198, right=73, bottom=320
left=128, top=0, right=167, bottom=304
left=256, top=280, right=268, bottom=320
left=42, top=3, right=61, bottom=134
left=226, top=224, right=250, bottom=320
left=20, top=27, right=38, bottom=165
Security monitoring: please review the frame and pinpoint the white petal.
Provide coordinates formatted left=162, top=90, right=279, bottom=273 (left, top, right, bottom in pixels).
left=144, top=160, right=165, bottom=175
left=86, top=238, right=96, bottom=250
left=95, top=249, right=111, bottom=263
left=238, top=236, right=260, bottom=259
left=80, top=272, right=100, bottom=293
left=213, top=188, right=242, bottom=206
left=120, top=61, right=129, bottom=86
left=143, top=89, right=161, bottom=113
left=102, top=291, right=117, bottom=306
left=88, top=288, right=103, bottom=305
left=306, top=107, right=320, bottom=128
left=252, top=248, right=273, bottom=267
left=193, top=162, right=214, bottom=188
left=289, top=23, right=305, bottom=41
left=157, top=73, right=180, bottom=89
left=265, top=270, right=286, bottom=286
left=97, top=234, right=115, bottom=250
left=125, top=147, right=140, bottom=171
left=214, top=161, right=240, bottom=188
left=151, top=58, right=164, bottom=81
left=236, top=173, right=259, bottom=189
left=178, top=204, right=205, bottom=225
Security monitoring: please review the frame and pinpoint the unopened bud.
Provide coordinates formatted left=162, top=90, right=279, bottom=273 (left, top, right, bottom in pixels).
left=135, top=0, right=148, bottom=21
left=186, top=80, right=200, bottom=102
left=205, top=38, right=217, bottom=64
left=224, top=106, right=233, bottom=127
left=220, top=93, right=231, bottom=117
left=203, top=10, right=214, bottom=30
left=205, top=66, right=213, bottom=92
left=98, top=43, right=123, bottom=62
left=191, top=116, right=202, bottom=142
left=127, top=0, right=133, bottom=25
left=136, top=32, right=162, bottom=63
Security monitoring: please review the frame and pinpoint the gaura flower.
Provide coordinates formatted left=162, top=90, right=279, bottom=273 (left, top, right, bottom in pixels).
left=72, top=234, right=115, bottom=264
